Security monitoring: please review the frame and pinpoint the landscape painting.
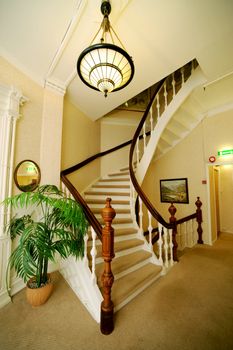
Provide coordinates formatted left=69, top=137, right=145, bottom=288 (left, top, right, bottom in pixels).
left=160, top=178, right=189, bottom=204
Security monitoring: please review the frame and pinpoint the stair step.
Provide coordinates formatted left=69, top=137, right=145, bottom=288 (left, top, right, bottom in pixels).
left=92, top=184, right=130, bottom=189
left=98, top=178, right=129, bottom=182
left=88, top=238, right=144, bottom=259
left=111, top=263, right=162, bottom=309
left=108, top=171, right=129, bottom=177
left=114, top=227, right=138, bottom=236
left=85, top=191, right=129, bottom=196
left=91, top=208, right=130, bottom=214
left=95, top=250, right=152, bottom=281
left=99, top=218, right=133, bottom=225
left=88, top=227, right=138, bottom=240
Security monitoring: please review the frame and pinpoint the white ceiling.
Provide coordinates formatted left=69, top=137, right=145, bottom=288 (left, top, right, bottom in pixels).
left=0, top=0, right=233, bottom=121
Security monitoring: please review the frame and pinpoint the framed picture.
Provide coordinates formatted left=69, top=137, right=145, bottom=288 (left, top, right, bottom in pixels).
left=160, top=178, right=189, bottom=204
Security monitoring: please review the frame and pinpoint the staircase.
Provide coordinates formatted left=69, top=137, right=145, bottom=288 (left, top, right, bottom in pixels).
left=85, top=168, right=163, bottom=312
left=60, top=59, right=206, bottom=326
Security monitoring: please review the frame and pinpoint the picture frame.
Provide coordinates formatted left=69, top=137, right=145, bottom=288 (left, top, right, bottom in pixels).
left=160, top=178, right=189, bottom=204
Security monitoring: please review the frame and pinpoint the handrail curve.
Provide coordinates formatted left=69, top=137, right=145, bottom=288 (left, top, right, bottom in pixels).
left=129, top=60, right=198, bottom=232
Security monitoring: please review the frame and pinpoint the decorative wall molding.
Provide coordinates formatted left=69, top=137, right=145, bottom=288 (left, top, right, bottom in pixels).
left=45, top=79, right=66, bottom=96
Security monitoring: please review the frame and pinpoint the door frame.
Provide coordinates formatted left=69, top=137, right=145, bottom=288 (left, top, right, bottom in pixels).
left=207, top=160, right=233, bottom=244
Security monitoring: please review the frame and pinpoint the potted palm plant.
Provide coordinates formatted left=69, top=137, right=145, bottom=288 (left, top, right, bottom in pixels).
left=3, top=184, right=88, bottom=306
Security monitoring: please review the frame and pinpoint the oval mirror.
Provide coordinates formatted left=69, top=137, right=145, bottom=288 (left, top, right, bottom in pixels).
left=14, top=160, right=41, bottom=192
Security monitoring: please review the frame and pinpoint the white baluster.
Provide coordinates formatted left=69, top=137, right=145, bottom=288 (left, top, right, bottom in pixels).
left=156, top=95, right=160, bottom=118
left=181, top=66, right=185, bottom=86
left=180, top=223, right=184, bottom=250
left=83, top=231, right=89, bottom=267
left=148, top=211, right=153, bottom=252
left=136, top=138, right=140, bottom=165
left=192, top=219, right=195, bottom=246
left=172, top=72, right=176, bottom=97
left=176, top=224, right=180, bottom=249
left=158, top=223, right=163, bottom=265
left=143, top=123, right=146, bottom=151
left=90, top=226, right=97, bottom=284
left=163, top=228, right=169, bottom=268
left=139, top=197, right=143, bottom=235
left=163, top=80, right=168, bottom=107
left=169, top=229, right=174, bottom=266
left=150, top=107, right=153, bottom=131
left=130, top=180, right=136, bottom=222
left=184, top=222, right=187, bottom=248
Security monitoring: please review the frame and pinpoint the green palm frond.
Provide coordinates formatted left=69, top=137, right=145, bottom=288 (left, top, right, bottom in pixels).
left=2, top=184, right=88, bottom=289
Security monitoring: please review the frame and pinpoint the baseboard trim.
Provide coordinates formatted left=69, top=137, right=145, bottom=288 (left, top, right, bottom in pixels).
left=0, top=290, right=11, bottom=308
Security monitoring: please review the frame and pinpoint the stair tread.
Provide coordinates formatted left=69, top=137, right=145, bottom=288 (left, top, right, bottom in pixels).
left=100, top=218, right=133, bottom=225
left=96, top=250, right=152, bottom=278
left=85, top=191, right=129, bottom=196
left=111, top=263, right=162, bottom=307
left=98, top=178, right=130, bottom=182
left=108, top=171, right=129, bottom=177
left=88, top=227, right=138, bottom=239
left=88, top=238, right=144, bottom=259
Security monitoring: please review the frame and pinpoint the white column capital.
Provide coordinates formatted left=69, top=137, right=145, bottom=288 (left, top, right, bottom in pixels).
left=0, top=84, right=28, bottom=120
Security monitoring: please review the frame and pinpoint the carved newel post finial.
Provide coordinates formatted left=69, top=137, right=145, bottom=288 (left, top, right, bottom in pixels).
left=100, top=198, right=116, bottom=335
left=195, top=197, right=203, bottom=244
left=169, top=202, right=178, bottom=262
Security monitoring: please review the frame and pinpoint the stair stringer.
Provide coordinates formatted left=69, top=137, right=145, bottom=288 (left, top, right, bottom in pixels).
left=60, top=257, right=103, bottom=323
left=136, top=66, right=207, bottom=185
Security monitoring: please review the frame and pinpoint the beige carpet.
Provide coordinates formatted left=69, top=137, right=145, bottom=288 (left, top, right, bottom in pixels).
left=0, top=233, right=233, bottom=350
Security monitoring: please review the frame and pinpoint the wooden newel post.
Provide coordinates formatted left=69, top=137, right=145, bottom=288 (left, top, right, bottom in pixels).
left=195, top=197, right=203, bottom=244
left=169, top=202, right=178, bottom=262
left=100, top=197, right=116, bottom=335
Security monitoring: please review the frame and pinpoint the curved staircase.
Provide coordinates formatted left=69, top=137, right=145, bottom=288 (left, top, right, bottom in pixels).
left=60, top=59, right=205, bottom=329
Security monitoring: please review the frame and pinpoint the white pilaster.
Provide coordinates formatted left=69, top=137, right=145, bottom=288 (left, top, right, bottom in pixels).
left=0, top=84, right=25, bottom=307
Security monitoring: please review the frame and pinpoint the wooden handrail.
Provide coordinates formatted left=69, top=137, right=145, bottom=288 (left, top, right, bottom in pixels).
left=61, top=174, right=103, bottom=240
left=129, top=78, right=174, bottom=229
left=129, top=60, right=202, bottom=236
left=60, top=124, right=151, bottom=240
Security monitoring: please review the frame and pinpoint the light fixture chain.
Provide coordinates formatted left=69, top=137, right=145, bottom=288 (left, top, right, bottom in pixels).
left=109, top=23, right=127, bottom=52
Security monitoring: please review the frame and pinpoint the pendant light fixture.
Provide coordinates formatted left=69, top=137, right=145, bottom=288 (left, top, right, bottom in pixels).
left=77, top=0, right=135, bottom=97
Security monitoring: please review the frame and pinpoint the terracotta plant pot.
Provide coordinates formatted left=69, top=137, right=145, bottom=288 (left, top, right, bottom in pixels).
left=26, top=275, right=53, bottom=306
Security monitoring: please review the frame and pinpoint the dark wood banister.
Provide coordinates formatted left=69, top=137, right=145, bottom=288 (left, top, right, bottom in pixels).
left=60, top=173, right=103, bottom=240
left=129, top=78, right=174, bottom=229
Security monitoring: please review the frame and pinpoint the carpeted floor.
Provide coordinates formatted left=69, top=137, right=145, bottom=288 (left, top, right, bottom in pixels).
left=0, top=233, right=233, bottom=350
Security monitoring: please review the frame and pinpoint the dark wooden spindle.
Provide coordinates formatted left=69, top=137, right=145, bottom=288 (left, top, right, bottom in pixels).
left=169, top=202, right=178, bottom=262
left=195, top=197, right=203, bottom=244
left=100, top=198, right=116, bottom=335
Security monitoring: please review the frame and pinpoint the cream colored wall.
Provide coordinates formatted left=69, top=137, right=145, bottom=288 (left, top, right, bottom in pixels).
left=0, top=57, right=44, bottom=194
left=202, top=109, right=233, bottom=162
left=100, top=110, right=142, bottom=175
left=100, top=123, right=133, bottom=175
left=61, top=96, right=101, bottom=192
left=142, top=108, right=233, bottom=244
left=219, top=164, right=233, bottom=234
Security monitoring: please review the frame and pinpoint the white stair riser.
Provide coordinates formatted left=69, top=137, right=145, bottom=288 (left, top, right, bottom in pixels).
left=85, top=194, right=130, bottom=201
left=87, top=187, right=130, bottom=193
